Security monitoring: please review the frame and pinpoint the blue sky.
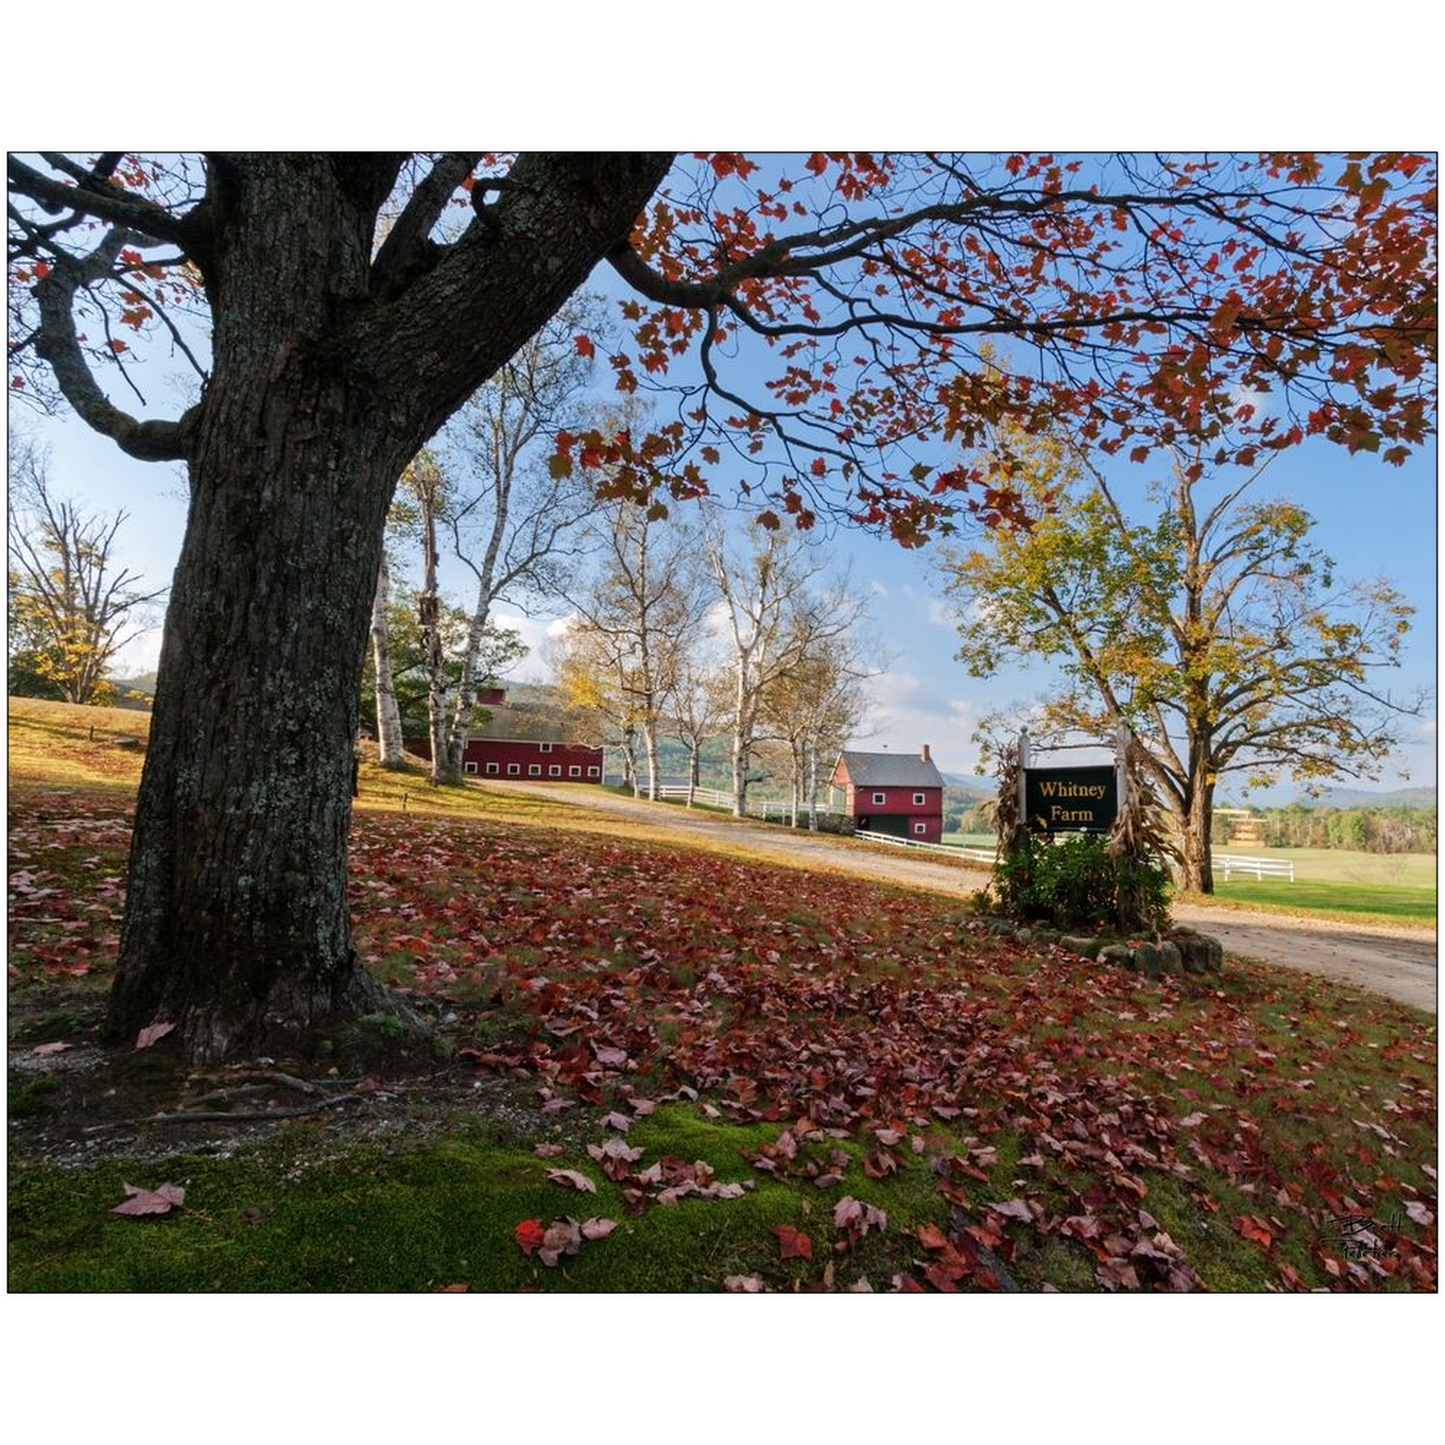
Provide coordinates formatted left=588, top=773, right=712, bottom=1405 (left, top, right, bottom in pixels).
left=17, top=367, right=1436, bottom=802
left=10, top=156, right=1437, bottom=802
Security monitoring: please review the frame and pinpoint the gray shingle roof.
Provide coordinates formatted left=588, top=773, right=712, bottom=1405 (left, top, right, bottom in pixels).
left=834, top=749, right=945, bottom=789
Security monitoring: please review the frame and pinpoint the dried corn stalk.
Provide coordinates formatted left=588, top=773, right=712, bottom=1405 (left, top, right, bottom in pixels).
left=987, top=739, right=1027, bottom=861
left=1106, top=736, right=1179, bottom=866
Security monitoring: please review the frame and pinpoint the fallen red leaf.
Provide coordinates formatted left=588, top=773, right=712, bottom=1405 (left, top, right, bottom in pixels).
left=546, top=1168, right=597, bottom=1194
left=111, top=1182, right=185, bottom=1217
left=135, top=1021, right=175, bottom=1050
left=514, top=1218, right=546, bottom=1256
left=772, top=1224, right=813, bottom=1260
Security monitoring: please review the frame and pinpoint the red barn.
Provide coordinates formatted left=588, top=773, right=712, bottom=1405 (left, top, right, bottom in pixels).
left=407, top=734, right=604, bottom=781
left=458, top=736, right=603, bottom=782
left=830, top=744, right=945, bottom=842
left=404, top=683, right=603, bottom=782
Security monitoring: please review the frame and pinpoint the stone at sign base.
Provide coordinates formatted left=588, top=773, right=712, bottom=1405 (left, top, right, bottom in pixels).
left=977, top=917, right=1225, bottom=976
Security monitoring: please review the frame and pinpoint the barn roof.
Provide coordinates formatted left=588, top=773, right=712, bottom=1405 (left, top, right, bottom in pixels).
left=833, top=749, right=945, bottom=789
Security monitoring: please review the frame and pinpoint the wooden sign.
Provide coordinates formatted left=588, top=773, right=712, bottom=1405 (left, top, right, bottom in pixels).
left=1024, top=765, right=1118, bottom=834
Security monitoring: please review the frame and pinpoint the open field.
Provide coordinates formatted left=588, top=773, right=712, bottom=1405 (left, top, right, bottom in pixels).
left=1213, top=846, right=1436, bottom=889
left=7, top=697, right=1438, bottom=1292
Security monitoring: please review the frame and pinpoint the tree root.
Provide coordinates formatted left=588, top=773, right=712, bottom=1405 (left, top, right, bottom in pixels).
left=82, top=1072, right=368, bottom=1133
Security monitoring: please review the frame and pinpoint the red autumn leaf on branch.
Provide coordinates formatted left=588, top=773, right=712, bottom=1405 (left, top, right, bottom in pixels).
left=573, top=334, right=595, bottom=359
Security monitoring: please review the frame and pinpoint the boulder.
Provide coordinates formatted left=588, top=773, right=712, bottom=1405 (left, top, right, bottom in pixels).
left=1134, top=942, right=1164, bottom=978
left=1099, top=944, right=1134, bottom=971
left=1156, top=941, right=1184, bottom=976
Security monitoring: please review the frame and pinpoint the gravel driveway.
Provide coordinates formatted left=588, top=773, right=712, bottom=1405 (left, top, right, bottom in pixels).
left=490, top=780, right=1438, bottom=1014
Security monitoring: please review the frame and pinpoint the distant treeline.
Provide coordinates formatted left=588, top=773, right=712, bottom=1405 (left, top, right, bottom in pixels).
left=1213, top=806, right=1436, bottom=855
left=949, top=792, right=1436, bottom=855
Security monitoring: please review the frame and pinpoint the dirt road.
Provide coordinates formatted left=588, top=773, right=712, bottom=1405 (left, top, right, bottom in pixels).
left=490, top=780, right=1438, bottom=1015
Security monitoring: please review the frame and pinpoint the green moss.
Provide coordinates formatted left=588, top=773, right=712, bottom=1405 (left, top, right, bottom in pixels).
left=8, top=1075, right=60, bottom=1118
left=9, top=1102, right=969, bottom=1293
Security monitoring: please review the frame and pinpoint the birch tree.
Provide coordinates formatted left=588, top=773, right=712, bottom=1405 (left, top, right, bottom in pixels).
left=669, top=648, right=729, bottom=807
left=368, top=549, right=405, bottom=768
left=435, top=298, right=603, bottom=784
left=563, top=498, right=707, bottom=799
left=759, top=629, right=875, bottom=827
left=707, top=528, right=869, bottom=818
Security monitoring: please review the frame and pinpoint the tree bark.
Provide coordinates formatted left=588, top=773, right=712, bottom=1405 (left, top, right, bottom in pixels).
left=1179, top=767, right=1216, bottom=894
left=103, top=152, right=673, bottom=1062
left=371, top=552, right=406, bottom=769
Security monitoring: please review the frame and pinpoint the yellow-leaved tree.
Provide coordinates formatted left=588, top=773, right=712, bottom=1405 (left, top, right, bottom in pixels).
left=939, top=427, right=1421, bottom=892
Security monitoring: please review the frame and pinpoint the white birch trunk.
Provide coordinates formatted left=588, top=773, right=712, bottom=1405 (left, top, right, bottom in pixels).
left=371, top=552, right=406, bottom=769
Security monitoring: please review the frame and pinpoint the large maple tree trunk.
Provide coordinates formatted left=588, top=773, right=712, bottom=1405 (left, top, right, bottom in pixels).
left=1178, top=785, right=1216, bottom=894
left=107, top=387, right=405, bottom=1060
left=102, top=153, right=671, bottom=1063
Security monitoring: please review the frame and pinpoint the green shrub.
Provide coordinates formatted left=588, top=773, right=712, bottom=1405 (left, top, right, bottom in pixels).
left=991, top=833, right=1169, bottom=935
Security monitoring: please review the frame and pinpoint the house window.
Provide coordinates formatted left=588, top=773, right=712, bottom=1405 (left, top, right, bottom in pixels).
left=528, top=764, right=541, bottom=776
left=569, top=766, right=581, bottom=777
left=539, top=742, right=552, bottom=753
left=507, top=763, right=520, bottom=776
left=914, top=822, right=927, bottom=836
left=872, top=792, right=886, bottom=805
left=464, top=762, right=478, bottom=775
left=485, top=762, right=499, bottom=776
left=913, top=793, right=926, bottom=805
left=587, top=766, right=601, bottom=778
left=549, top=765, right=561, bottom=777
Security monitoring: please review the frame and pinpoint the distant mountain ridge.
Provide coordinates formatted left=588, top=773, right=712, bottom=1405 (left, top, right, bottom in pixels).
left=1289, top=784, right=1436, bottom=809
left=942, top=772, right=993, bottom=798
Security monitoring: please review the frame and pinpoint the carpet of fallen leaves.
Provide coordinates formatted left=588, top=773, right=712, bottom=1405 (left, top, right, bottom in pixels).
left=8, top=787, right=1438, bottom=1292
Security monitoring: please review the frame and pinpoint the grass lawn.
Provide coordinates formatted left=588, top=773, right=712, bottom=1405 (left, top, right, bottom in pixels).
left=1208, top=877, right=1437, bottom=924
left=1212, top=845, right=1437, bottom=889
left=8, top=697, right=1439, bottom=1292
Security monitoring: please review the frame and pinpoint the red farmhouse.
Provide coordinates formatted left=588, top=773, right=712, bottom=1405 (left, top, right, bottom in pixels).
left=830, top=745, right=945, bottom=842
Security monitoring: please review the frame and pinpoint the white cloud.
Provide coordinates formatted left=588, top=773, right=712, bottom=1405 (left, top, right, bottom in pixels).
left=492, top=612, right=559, bottom=682
left=848, top=673, right=983, bottom=774
left=927, top=598, right=951, bottom=627
left=870, top=580, right=889, bottom=597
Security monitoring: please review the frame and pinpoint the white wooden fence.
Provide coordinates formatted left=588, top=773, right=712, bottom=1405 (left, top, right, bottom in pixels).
left=656, top=785, right=736, bottom=809
left=855, top=829, right=995, bottom=863
left=1213, top=853, right=1295, bottom=882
